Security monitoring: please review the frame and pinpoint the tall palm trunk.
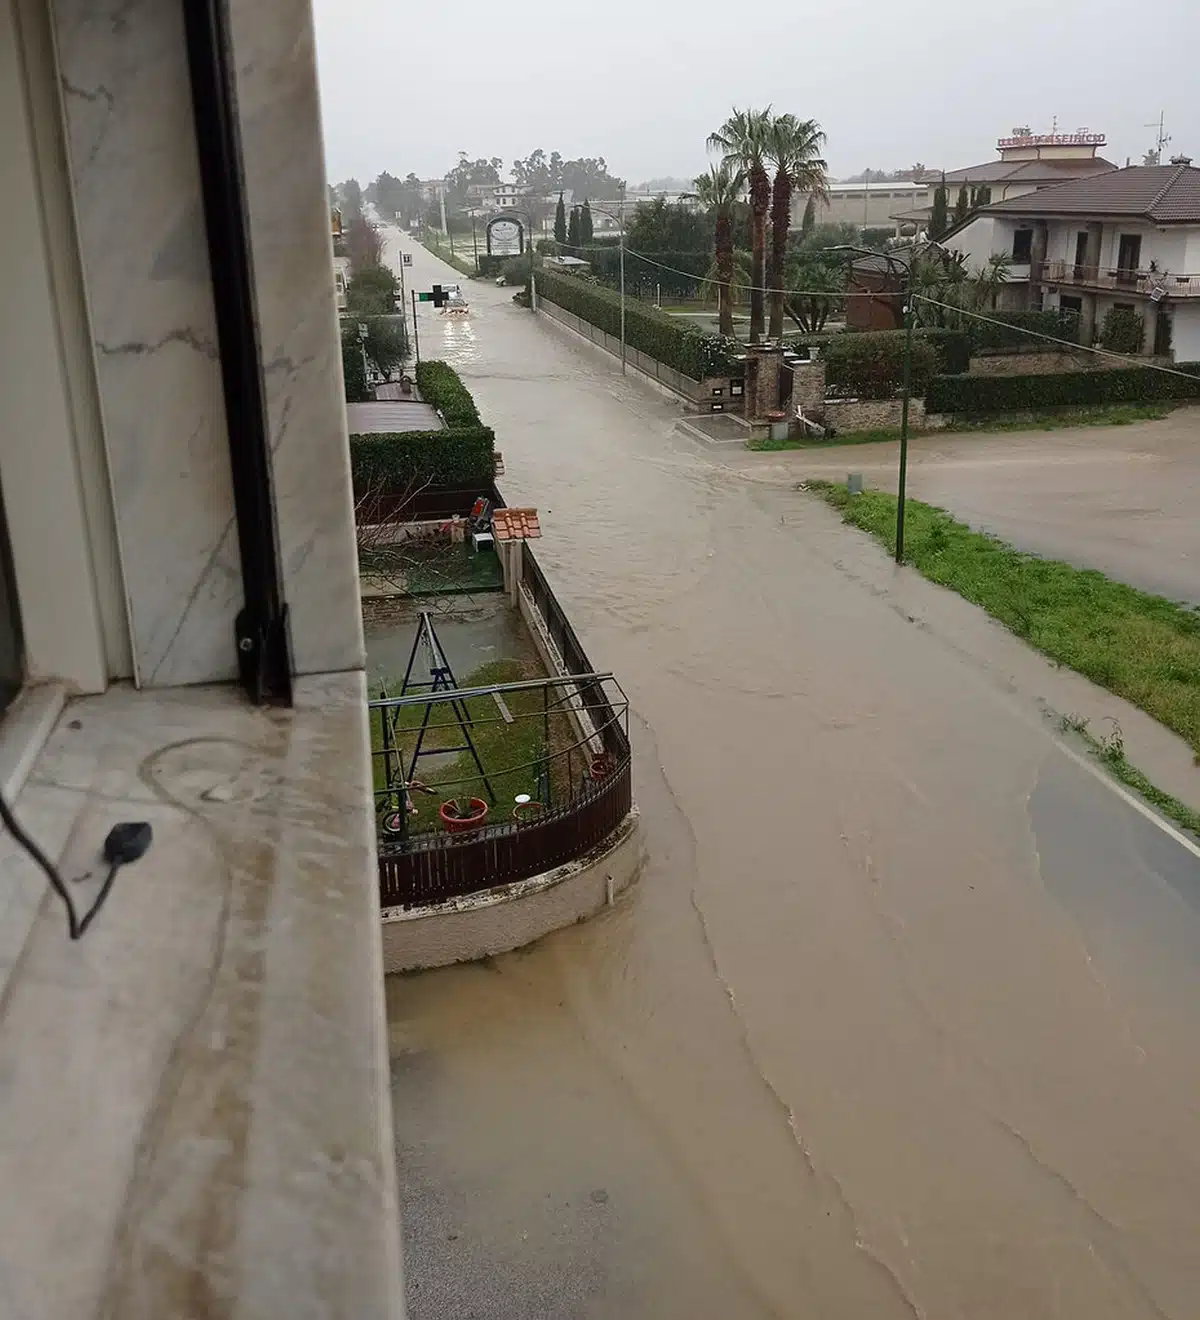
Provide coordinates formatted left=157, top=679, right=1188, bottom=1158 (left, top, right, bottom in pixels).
left=748, top=160, right=770, bottom=343
left=768, top=167, right=792, bottom=341
left=715, top=210, right=734, bottom=335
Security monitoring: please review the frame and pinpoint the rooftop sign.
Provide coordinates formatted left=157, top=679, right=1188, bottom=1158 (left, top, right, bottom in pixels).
left=998, top=132, right=1106, bottom=148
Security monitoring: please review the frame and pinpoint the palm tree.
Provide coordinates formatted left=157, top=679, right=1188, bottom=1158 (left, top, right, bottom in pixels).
left=766, top=115, right=828, bottom=341
left=690, top=163, right=745, bottom=335
left=708, top=108, right=773, bottom=343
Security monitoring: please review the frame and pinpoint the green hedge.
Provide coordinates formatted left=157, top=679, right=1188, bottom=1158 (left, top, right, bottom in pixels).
left=414, top=360, right=481, bottom=427
left=927, top=363, right=1200, bottom=414
left=585, top=247, right=712, bottom=299
left=537, top=268, right=737, bottom=379
left=350, top=427, right=496, bottom=493
left=824, top=333, right=938, bottom=399
left=966, top=307, right=1081, bottom=352
left=788, top=327, right=970, bottom=376
left=351, top=360, right=494, bottom=493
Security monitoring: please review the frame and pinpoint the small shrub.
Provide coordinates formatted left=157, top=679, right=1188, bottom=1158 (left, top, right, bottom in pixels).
left=1099, top=307, right=1146, bottom=355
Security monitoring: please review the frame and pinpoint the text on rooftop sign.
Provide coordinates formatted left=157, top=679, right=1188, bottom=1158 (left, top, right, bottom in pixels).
left=997, top=133, right=1106, bottom=148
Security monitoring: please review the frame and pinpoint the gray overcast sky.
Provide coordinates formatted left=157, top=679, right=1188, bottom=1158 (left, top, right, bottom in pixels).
left=313, top=0, right=1194, bottom=186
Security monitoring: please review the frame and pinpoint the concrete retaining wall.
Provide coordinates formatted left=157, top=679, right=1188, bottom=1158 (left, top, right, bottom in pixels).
left=536, top=295, right=702, bottom=405
left=380, top=808, right=643, bottom=972
left=825, top=396, right=927, bottom=434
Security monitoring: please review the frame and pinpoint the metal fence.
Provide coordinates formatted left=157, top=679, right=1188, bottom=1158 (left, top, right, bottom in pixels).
left=375, top=545, right=632, bottom=909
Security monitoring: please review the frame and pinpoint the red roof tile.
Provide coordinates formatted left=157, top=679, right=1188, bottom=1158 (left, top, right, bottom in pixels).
left=491, top=508, right=541, bottom=541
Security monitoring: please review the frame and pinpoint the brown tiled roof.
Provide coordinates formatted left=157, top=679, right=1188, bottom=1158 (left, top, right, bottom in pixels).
left=491, top=508, right=541, bottom=541
left=981, top=164, right=1200, bottom=222
left=941, top=157, right=1116, bottom=186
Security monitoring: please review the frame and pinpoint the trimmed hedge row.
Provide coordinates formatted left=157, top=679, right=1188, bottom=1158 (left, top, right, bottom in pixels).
left=351, top=360, right=495, bottom=495
left=415, top=360, right=481, bottom=428
left=927, top=362, right=1200, bottom=413
left=966, top=307, right=1080, bottom=353
left=537, top=268, right=737, bottom=379
left=789, top=327, right=971, bottom=377
left=824, top=333, right=938, bottom=400
left=350, top=427, right=496, bottom=493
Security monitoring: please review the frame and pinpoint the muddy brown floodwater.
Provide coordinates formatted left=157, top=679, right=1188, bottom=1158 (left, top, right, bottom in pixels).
left=386, top=228, right=1200, bottom=1320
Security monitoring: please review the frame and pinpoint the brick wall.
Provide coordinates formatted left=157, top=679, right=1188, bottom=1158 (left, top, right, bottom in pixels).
left=824, top=397, right=926, bottom=435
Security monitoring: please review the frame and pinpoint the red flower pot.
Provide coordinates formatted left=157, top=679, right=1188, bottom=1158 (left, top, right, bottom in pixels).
left=439, top=797, right=489, bottom=833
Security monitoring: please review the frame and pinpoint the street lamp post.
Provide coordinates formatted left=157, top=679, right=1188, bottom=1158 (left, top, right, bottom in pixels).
left=827, top=243, right=918, bottom=563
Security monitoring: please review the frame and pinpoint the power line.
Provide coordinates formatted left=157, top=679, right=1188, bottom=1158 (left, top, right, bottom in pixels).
left=913, top=296, right=1200, bottom=381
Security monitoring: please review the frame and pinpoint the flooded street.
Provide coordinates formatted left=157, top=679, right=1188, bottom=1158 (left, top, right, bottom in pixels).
left=387, top=230, right=1200, bottom=1318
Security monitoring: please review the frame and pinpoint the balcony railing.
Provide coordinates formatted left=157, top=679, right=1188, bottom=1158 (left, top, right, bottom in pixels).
left=1039, top=260, right=1200, bottom=298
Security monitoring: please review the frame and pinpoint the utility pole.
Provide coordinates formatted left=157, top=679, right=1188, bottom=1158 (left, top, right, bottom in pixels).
left=895, top=286, right=914, bottom=564
left=411, top=289, right=421, bottom=364
left=618, top=185, right=627, bottom=374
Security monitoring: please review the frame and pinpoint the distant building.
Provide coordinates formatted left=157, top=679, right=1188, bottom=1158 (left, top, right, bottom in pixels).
left=801, top=178, right=932, bottom=233
left=891, top=130, right=1117, bottom=232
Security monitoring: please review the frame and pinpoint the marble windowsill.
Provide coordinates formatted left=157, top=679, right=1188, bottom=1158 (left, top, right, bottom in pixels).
left=0, top=674, right=404, bottom=1319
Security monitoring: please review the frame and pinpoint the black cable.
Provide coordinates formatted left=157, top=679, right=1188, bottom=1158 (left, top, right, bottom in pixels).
left=0, top=792, right=151, bottom=941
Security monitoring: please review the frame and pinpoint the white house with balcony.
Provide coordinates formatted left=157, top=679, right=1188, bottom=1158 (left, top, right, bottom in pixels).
left=946, top=158, right=1200, bottom=358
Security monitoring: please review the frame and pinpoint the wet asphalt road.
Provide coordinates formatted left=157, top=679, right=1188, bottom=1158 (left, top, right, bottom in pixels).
left=385, top=227, right=1200, bottom=1320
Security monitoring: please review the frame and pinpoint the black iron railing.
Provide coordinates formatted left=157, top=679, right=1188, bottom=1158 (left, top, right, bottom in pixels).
left=375, top=545, right=632, bottom=909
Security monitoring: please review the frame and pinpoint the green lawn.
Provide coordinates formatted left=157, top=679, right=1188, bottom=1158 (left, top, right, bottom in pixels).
left=419, top=234, right=476, bottom=279
left=812, top=483, right=1200, bottom=755
left=372, top=658, right=575, bottom=835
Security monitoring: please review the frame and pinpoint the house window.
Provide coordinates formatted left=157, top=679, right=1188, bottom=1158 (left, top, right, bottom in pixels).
left=1059, top=295, right=1083, bottom=315
left=1012, top=229, right=1034, bottom=263
left=1116, top=234, right=1142, bottom=276
left=0, top=479, right=23, bottom=713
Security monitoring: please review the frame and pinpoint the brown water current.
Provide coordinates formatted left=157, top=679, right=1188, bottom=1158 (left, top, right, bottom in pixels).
left=386, top=228, right=1200, bottom=1320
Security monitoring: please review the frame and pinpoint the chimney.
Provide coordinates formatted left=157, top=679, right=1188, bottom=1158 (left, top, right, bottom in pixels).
left=1169, top=154, right=1193, bottom=166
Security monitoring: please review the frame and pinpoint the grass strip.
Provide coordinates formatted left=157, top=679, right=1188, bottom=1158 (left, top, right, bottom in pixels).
left=810, top=482, right=1200, bottom=755
left=1059, top=714, right=1200, bottom=838
left=420, top=234, right=475, bottom=278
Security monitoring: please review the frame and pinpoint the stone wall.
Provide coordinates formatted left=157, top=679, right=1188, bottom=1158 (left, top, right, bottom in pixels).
left=791, top=361, right=826, bottom=416
left=825, top=397, right=927, bottom=435
left=968, top=350, right=1102, bottom=376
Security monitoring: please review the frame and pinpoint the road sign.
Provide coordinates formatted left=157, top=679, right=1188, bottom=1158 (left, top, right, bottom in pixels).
left=417, top=285, right=453, bottom=307
left=402, top=253, right=413, bottom=267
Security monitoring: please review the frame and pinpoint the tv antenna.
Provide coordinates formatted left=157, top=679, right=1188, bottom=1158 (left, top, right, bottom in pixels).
left=1145, top=112, right=1170, bottom=165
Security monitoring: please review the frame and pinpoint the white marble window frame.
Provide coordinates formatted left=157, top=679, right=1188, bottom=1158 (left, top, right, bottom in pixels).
left=0, top=0, right=132, bottom=702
